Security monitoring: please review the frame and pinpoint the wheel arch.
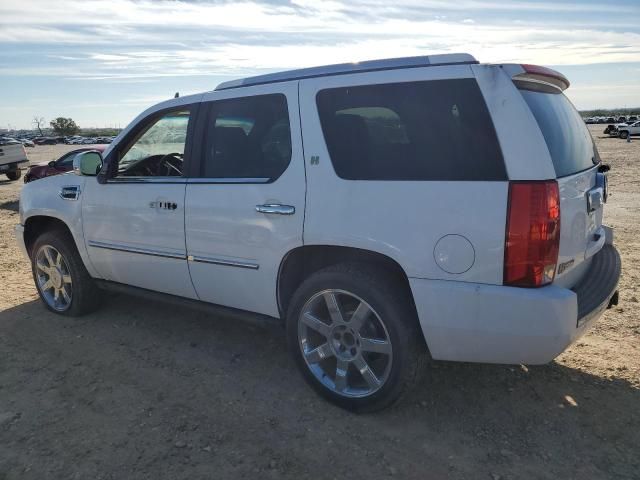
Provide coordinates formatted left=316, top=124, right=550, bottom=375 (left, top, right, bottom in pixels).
left=277, top=245, right=416, bottom=318
left=24, top=215, right=74, bottom=257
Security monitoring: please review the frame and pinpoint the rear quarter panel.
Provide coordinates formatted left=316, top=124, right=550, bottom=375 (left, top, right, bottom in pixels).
left=299, top=66, right=508, bottom=284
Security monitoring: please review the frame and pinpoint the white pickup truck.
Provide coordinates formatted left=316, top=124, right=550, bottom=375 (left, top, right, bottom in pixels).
left=0, top=138, right=28, bottom=181
left=617, top=121, right=640, bottom=139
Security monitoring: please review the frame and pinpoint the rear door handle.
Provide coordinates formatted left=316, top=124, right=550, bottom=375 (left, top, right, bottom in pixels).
left=256, top=204, right=295, bottom=215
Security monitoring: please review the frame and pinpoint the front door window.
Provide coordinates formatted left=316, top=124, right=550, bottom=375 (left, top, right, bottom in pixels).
left=117, top=110, right=190, bottom=177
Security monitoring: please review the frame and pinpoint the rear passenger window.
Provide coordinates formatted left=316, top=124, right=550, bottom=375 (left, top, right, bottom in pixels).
left=316, top=79, right=506, bottom=181
left=203, top=94, right=291, bottom=180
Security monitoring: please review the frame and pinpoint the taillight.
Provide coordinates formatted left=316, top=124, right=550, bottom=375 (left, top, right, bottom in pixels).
left=504, top=181, right=560, bottom=287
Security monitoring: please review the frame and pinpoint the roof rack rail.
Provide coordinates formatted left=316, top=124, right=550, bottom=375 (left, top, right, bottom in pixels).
left=215, top=53, right=477, bottom=91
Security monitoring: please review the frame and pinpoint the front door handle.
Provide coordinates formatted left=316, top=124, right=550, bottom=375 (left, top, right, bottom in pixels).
left=256, top=204, right=295, bottom=215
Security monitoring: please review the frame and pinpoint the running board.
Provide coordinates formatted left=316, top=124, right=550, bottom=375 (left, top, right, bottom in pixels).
left=94, top=280, right=283, bottom=329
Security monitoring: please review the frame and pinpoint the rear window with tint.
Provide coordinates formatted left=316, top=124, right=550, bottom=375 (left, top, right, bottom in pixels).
left=316, top=79, right=506, bottom=181
left=518, top=83, right=597, bottom=177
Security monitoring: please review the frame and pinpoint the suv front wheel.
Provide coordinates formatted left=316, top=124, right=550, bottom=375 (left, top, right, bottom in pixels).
left=31, top=229, right=101, bottom=316
left=286, top=263, right=425, bottom=412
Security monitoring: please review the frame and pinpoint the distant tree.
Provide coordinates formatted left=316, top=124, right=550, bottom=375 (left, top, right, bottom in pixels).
left=32, top=116, right=46, bottom=136
left=49, top=117, right=80, bottom=136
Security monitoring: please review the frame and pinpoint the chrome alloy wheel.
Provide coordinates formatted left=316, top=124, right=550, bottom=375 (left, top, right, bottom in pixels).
left=35, top=244, right=73, bottom=312
left=298, top=289, right=393, bottom=398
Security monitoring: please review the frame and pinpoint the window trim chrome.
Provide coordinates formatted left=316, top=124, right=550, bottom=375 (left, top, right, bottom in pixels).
left=107, top=177, right=187, bottom=184
left=105, top=177, right=270, bottom=185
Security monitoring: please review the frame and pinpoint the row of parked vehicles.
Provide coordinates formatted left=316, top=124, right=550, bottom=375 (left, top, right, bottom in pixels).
left=0, top=134, right=112, bottom=182
left=4, top=135, right=115, bottom=146
left=65, top=136, right=114, bottom=145
left=585, top=115, right=638, bottom=124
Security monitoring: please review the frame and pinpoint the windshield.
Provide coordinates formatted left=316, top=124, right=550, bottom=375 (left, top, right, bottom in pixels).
left=518, top=82, right=598, bottom=177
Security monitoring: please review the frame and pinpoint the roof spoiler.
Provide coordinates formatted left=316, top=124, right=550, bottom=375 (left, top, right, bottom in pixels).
left=502, top=64, right=570, bottom=91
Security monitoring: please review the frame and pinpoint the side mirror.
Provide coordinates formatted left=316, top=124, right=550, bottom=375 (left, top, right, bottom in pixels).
left=73, top=151, right=103, bottom=176
left=47, top=160, right=56, bottom=168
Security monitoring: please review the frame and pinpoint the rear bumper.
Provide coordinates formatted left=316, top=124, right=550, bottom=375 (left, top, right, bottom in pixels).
left=410, top=244, right=621, bottom=365
left=0, top=159, right=28, bottom=171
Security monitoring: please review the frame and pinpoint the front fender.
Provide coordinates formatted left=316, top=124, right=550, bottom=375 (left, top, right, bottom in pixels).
left=20, top=173, right=100, bottom=278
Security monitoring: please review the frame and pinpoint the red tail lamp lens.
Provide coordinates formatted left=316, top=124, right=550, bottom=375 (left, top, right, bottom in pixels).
left=504, top=181, right=560, bottom=287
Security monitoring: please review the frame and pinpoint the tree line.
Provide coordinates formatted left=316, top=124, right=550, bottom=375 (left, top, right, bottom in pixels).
left=32, top=116, right=119, bottom=137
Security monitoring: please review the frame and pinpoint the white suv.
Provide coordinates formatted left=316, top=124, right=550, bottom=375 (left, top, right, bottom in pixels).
left=16, top=54, right=621, bottom=411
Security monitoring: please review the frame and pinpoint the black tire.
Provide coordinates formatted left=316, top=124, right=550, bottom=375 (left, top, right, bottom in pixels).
left=6, top=169, right=21, bottom=181
left=286, top=263, right=426, bottom=412
left=31, top=228, right=102, bottom=316
left=619, top=130, right=629, bottom=139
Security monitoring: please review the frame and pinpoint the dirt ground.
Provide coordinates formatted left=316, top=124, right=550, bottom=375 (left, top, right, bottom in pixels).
left=0, top=128, right=638, bottom=480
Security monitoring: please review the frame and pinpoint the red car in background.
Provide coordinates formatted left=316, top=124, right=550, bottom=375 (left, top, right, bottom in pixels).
left=24, top=145, right=106, bottom=183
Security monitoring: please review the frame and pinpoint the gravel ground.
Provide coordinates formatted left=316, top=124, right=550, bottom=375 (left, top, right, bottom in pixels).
left=0, top=128, right=638, bottom=480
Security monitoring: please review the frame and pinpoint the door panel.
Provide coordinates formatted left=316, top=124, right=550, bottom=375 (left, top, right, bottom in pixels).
left=185, top=82, right=305, bottom=317
left=82, top=104, right=198, bottom=299
left=82, top=180, right=197, bottom=298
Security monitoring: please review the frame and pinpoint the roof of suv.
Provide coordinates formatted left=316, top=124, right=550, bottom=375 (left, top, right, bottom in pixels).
left=215, top=53, right=478, bottom=91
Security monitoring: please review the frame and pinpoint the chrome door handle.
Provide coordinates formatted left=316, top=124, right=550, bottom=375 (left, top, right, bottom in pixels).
left=255, top=204, right=295, bottom=215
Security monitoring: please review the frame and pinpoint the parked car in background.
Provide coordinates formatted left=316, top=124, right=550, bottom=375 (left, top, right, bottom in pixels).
left=18, top=138, right=35, bottom=147
left=628, top=115, right=638, bottom=122
left=617, top=121, right=640, bottom=139
left=0, top=137, right=28, bottom=180
left=23, top=145, right=107, bottom=183
left=34, top=137, right=57, bottom=145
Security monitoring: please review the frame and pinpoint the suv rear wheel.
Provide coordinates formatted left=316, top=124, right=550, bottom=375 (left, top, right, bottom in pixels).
left=286, top=263, right=425, bottom=412
left=31, top=229, right=101, bottom=316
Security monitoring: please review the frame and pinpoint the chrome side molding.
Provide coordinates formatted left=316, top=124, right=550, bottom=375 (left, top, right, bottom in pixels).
left=188, top=255, right=259, bottom=270
left=87, top=240, right=185, bottom=260
left=87, top=240, right=259, bottom=270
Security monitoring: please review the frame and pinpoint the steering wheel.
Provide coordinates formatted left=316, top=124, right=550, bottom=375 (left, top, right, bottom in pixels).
left=156, top=153, right=183, bottom=176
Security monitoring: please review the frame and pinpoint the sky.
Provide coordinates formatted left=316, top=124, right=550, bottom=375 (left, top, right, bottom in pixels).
left=1, top=0, right=639, bottom=130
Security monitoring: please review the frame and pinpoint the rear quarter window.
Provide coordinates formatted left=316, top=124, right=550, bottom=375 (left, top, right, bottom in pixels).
left=316, top=79, right=506, bottom=181
left=517, top=82, right=598, bottom=177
